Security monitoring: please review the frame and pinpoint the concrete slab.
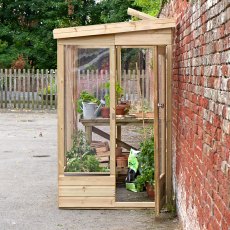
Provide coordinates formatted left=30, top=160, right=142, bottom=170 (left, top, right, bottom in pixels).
left=0, top=111, right=181, bottom=230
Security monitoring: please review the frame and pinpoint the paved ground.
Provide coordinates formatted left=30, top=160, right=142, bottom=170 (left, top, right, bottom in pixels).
left=0, top=111, right=181, bottom=230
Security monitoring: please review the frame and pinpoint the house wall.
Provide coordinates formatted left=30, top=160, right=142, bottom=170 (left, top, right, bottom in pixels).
left=160, top=0, right=230, bottom=229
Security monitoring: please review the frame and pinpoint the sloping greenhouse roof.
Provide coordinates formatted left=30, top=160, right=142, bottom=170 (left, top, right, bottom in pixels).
left=53, top=18, right=176, bottom=39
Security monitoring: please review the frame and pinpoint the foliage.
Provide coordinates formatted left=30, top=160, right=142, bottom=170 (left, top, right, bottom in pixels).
left=100, top=0, right=165, bottom=24
left=65, top=130, right=105, bottom=172
left=135, top=136, right=154, bottom=191
left=100, top=0, right=135, bottom=23
left=133, top=0, right=166, bottom=16
left=77, top=91, right=100, bottom=114
left=0, top=0, right=165, bottom=69
left=42, top=84, right=56, bottom=95
left=39, top=78, right=56, bottom=95
left=0, top=0, right=102, bottom=69
left=103, top=81, right=123, bottom=107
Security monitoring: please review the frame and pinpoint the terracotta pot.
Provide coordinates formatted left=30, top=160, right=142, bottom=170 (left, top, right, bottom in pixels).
left=116, top=105, right=125, bottom=115
left=101, top=107, right=110, bottom=118
left=115, top=147, right=122, bottom=157
left=146, top=183, right=155, bottom=200
left=116, top=102, right=130, bottom=115
left=116, top=156, right=128, bottom=167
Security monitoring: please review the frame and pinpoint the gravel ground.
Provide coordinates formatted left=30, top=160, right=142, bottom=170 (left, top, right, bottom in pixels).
left=0, top=110, right=181, bottom=230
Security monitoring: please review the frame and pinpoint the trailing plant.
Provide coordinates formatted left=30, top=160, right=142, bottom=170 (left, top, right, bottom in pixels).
left=77, top=91, right=100, bottom=114
left=65, top=130, right=105, bottom=172
left=135, top=136, right=154, bottom=191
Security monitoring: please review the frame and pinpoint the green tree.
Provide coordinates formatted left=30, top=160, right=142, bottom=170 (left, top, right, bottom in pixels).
left=133, top=0, right=166, bottom=16
left=100, top=0, right=135, bottom=23
left=0, top=0, right=101, bottom=69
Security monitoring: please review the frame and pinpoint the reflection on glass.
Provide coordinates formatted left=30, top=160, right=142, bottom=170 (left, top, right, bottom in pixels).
left=64, top=47, right=111, bottom=174
left=115, top=48, right=155, bottom=202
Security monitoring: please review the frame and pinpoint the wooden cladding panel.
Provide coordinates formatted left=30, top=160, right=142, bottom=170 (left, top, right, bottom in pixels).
left=115, top=202, right=155, bottom=208
left=59, top=197, right=115, bottom=208
left=59, top=35, right=115, bottom=46
left=115, top=30, right=172, bottom=45
left=59, top=175, right=115, bottom=186
left=59, top=186, right=115, bottom=197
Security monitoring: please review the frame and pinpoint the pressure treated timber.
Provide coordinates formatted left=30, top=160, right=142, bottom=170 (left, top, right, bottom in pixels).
left=91, top=126, right=137, bottom=151
left=166, top=45, right=173, bottom=204
left=127, top=8, right=157, bottom=20
left=57, top=43, right=65, bottom=175
left=153, top=46, right=161, bottom=216
left=110, top=47, right=116, bottom=176
left=53, top=19, right=176, bottom=39
left=115, top=202, right=155, bottom=208
left=58, top=35, right=115, bottom=46
left=158, top=46, right=166, bottom=175
left=79, top=117, right=154, bottom=126
left=115, top=30, right=172, bottom=45
left=59, top=197, right=115, bottom=208
left=59, top=175, right=115, bottom=186
left=65, top=46, right=75, bottom=152
left=59, top=186, right=115, bottom=197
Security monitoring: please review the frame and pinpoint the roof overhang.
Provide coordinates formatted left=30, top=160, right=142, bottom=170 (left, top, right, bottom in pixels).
left=53, top=18, right=175, bottom=40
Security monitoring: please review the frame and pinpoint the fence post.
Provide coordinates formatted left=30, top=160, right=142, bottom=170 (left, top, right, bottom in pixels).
left=40, top=69, right=43, bottom=110
left=45, top=69, right=49, bottom=109
left=31, top=69, right=35, bottom=110
left=50, top=69, right=53, bottom=110
left=9, top=69, right=12, bottom=108
left=22, top=69, right=26, bottom=109
left=18, top=69, right=22, bottom=109
left=55, top=69, right=57, bottom=109
left=13, top=69, right=17, bottom=108
left=36, top=69, right=39, bottom=109
left=0, top=69, right=3, bottom=108
left=27, top=69, right=30, bottom=109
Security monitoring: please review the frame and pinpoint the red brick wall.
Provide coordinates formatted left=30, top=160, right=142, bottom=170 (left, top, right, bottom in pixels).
left=160, top=0, right=230, bottom=229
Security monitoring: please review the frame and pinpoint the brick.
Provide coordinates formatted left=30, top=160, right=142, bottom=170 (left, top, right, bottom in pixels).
left=160, top=0, right=229, bottom=229
left=213, top=205, right=223, bottom=224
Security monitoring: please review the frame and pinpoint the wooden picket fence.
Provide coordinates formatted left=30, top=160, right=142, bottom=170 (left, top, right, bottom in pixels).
left=0, top=69, right=57, bottom=110
left=77, top=69, right=152, bottom=102
left=0, top=69, right=152, bottom=110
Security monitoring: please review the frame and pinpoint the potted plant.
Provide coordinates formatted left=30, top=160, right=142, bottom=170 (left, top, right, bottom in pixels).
left=101, top=81, right=128, bottom=117
left=77, top=91, right=100, bottom=118
left=135, top=136, right=155, bottom=199
left=65, top=130, right=107, bottom=172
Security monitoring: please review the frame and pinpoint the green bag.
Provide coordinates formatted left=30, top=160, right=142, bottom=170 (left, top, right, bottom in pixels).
left=125, top=149, right=140, bottom=192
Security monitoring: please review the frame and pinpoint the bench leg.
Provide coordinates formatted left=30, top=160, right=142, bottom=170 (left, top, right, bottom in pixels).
left=85, top=126, right=92, bottom=143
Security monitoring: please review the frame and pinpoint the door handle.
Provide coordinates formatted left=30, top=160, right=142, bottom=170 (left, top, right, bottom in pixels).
left=158, top=103, right=165, bottom=108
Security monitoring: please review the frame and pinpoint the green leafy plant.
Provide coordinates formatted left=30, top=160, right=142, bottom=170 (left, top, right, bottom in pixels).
left=65, top=130, right=105, bottom=172
left=135, top=136, right=154, bottom=192
left=42, top=84, right=56, bottom=95
left=39, top=78, right=56, bottom=95
left=77, top=91, right=100, bottom=114
left=103, top=81, right=123, bottom=107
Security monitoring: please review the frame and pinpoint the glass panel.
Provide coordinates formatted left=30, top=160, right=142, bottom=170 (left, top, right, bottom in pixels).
left=115, top=48, right=155, bottom=202
left=64, top=46, right=111, bottom=174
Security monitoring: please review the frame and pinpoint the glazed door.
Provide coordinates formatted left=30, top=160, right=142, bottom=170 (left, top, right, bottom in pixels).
left=154, top=46, right=169, bottom=216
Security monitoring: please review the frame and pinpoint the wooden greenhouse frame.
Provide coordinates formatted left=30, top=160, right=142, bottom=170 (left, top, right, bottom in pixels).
left=53, top=9, right=175, bottom=215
